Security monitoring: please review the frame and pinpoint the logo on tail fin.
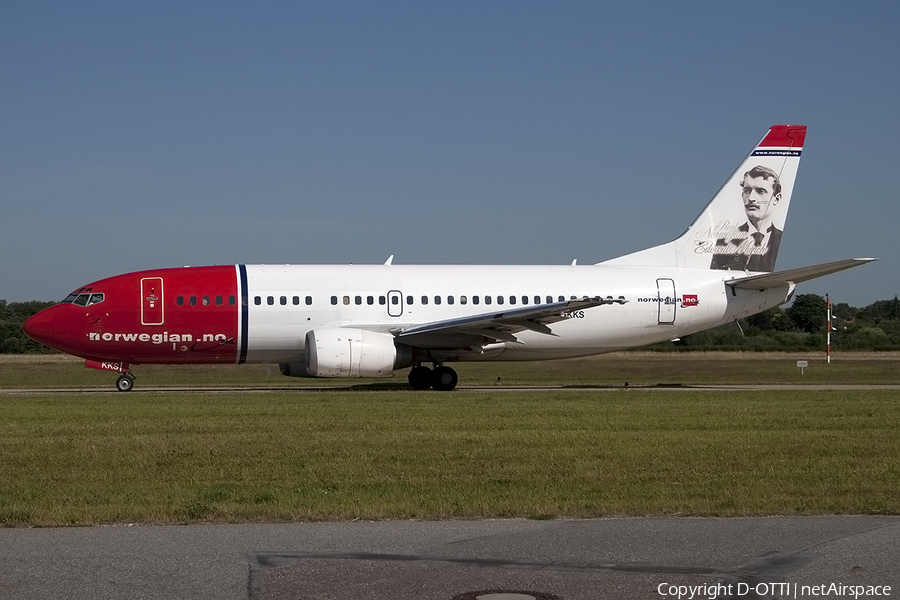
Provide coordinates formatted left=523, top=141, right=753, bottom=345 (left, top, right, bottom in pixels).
left=597, top=125, right=806, bottom=272
left=693, top=125, right=805, bottom=272
left=708, top=164, right=784, bottom=271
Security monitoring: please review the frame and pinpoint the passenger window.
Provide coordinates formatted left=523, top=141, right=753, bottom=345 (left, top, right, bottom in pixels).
left=216, top=296, right=223, bottom=306
left=305, top=296, right=313, bottom=305
left=534, top=296, right=541, bottom=304
left=379, top=296, right=386, bottom=305
left=293, top=296, right=300, bottom=305
left=447, top=296, right=455, bottom=305
left=267, top=296, right=275, bottom=306
left=203, top=296, right=210, bottom=306
left=391, top=296, right=399, bottom=305
left=190, top=296, right=198, bottom=306
left=460, top=295, right=467, bottom=305
left=421, top=296, right=428, bottom=305
left=229, top=296, right=236, bottom=306
left=497, top=296, right=504, bottom=305
left=547, top=296, right=554, bottom=304
left=280, top=296, right=287, bottom=305
left=406, top=296, right=413, bottom=305
left=355, top=296, right=362, bottom=305
left=473, top=296, right=480, bottom=305
left=485, top=296, right=492, bottom=305
left=434, top=296, right=442, bottom=305
left=367, top=296, right=374, bottom=305
left=343, top=296, right=350, bottom=305
left=331, top=296, right=338, bottom=305
left=254, top=296, right=261, bottom=306
left=558, top=296, right=565, bottom=302
left=177, top=296, right=184, bottom=306
left=522, top=296, right=528, bottom=305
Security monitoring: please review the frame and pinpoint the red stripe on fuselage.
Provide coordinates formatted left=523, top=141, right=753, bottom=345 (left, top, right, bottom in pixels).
left=25, top=266, right=240, bottom=365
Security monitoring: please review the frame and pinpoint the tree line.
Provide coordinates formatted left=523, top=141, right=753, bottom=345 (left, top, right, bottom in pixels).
left=658, top=294, right=900, bottom=352
left=0, top=300, right=56, bottom=353
left=3, top=294, right=900, bottom=354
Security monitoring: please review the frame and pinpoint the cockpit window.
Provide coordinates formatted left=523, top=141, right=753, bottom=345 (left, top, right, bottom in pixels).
left=62, top=291, right=104, bottom=306
left=61, top=287, right=95, bottom=305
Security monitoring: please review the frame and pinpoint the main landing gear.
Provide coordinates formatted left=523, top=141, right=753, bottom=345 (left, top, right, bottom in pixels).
left=115, top=373, right=135, bottom=392
left=408, top=364, right=459, bottom=391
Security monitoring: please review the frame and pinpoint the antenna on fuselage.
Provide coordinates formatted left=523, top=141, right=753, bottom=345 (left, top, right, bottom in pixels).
left=384, top=255, right=394, bottom=265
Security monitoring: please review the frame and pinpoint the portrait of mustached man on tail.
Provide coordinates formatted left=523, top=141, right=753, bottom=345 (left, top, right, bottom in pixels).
left=710, top=165, right=783, bottom=272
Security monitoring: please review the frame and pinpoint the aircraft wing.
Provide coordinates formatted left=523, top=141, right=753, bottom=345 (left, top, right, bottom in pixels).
left=395, top=296, right=626, bottom=348
left=725, top=258, right=877, bottom=290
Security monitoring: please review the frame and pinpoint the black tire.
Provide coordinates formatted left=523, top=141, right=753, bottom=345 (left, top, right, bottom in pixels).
left=115, top=375, right=134, bottom=392
left=408, top=365, right=433, bottom=390
left=431, top=366, right=458, bottom=391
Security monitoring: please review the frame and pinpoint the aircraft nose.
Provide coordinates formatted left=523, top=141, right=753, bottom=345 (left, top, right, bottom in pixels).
left=23, top=305, right=71, bottom=352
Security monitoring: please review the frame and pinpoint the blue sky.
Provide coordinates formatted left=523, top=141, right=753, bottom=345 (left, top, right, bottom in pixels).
left=2, top=1, right=897, bottom=306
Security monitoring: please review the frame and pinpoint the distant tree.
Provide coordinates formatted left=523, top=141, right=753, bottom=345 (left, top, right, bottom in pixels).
left=786, top=294, right=827, bottom=333
left=5, top=300, right=55, bottom=322
left=859, top=296, right=900, bottom=322
left=0, top=337, right=22, bottom=353
left=831, top=302, right=858, bottom=320
left=745, top=306, right=793, bottom=332
left=0, top=299, right=57, bottom=354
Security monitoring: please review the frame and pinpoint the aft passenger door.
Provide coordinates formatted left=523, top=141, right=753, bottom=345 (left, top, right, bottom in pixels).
left=657, top=278, right=676, bottom=324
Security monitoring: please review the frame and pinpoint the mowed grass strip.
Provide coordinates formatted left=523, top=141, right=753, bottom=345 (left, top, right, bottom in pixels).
left=1, top=389, right=898, bottom=526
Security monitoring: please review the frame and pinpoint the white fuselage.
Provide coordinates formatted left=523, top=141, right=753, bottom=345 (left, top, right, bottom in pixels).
left=242, top=264, right=791, bottom=364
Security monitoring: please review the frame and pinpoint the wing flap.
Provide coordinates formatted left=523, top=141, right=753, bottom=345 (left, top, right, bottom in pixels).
left=725, top=258, right=877, bottom=290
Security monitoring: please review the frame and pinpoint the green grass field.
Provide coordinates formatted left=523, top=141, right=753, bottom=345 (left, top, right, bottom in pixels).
left=3, top=350, right=900, bottom=388
left=1, top=354, right=899, bottom=526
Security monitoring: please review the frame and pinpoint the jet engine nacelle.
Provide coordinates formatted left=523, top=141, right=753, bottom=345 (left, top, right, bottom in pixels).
left=304, top=328, right=411, bottom=378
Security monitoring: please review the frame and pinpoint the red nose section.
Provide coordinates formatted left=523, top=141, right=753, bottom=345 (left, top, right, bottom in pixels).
left=23, top=307, right=50, bottom=344
left=23, top=305, right=77, bottom=355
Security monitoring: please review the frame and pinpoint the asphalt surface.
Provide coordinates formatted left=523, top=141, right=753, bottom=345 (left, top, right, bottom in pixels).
left=1, top=517, right=898, bottom=599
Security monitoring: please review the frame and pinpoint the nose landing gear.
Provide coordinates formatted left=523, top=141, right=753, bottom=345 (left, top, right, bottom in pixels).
left=115, top=373, right=135, bottom=392
left=407, top=363, right=458, bottom=391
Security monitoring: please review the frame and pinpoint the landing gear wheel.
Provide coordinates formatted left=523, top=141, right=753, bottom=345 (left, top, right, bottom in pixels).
left=408, top=365, right=433, bottom=390
left=115, top=374, right=134, bottom=392
left=431, top=366, right=458, bottom=391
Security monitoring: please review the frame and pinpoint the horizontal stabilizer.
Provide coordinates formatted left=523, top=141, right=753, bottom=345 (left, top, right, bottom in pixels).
left=725, top=258, right=877, bottom=290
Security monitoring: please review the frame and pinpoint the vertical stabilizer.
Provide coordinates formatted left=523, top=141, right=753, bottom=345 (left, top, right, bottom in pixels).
left=599, top=125, right=806, bottom=272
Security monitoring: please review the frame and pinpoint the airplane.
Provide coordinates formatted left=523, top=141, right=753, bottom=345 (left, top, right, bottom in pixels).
left=23, top=125, right=875, bottom=392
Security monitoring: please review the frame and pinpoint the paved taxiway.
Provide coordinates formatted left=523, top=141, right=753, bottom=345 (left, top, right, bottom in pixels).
left=1, top=517, right=898, bottom=599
